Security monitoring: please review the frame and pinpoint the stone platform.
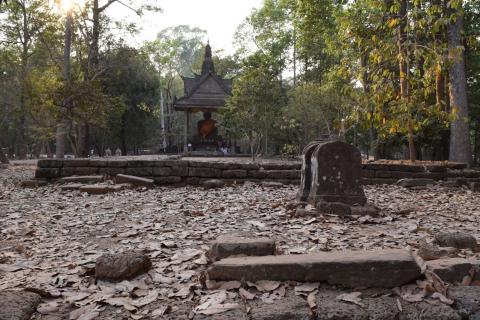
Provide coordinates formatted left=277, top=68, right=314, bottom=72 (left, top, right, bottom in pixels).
left=34, top=156, right=479, bottom=186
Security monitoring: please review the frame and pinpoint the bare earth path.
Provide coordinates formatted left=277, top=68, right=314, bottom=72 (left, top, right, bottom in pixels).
left=0, top=164, right=479, bottom=319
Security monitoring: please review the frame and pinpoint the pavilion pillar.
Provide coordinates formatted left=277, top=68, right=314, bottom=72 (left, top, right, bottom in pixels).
left=184, top=110, right=190, bottom=153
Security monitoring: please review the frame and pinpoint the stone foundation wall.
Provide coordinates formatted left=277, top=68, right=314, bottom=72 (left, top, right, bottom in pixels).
left=35, top=159, right=479, bottom=186
left=35, top=159, right=302, bottom=185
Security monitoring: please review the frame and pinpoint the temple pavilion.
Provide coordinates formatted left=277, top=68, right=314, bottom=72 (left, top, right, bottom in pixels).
left=173, top=43, right=233, bottom=152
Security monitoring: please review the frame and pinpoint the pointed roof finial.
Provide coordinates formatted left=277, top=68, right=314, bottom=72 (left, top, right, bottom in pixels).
left=202, top=42, right=214, bottom=74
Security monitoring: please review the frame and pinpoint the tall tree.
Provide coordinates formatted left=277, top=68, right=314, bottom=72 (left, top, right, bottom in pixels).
left=447, top=0, right=471, bottom=165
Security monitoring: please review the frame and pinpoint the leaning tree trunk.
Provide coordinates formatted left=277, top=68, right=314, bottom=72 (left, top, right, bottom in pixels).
left=447, top=4, right=471, bottom=166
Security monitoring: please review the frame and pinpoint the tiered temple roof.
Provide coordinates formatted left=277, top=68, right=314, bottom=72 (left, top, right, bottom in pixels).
left=173, top=43, right=232, bottom=112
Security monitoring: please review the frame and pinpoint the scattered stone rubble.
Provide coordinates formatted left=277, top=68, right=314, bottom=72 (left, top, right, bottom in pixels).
left=95, top=251, right=152, bottom=282
left=2, top=164, right=480, bottom=319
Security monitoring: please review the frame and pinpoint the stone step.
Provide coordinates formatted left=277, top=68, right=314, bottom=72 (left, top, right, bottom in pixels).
left=58, top=175, right=104, bottom=184
left=209, top=235, right=276, bottom=261
left=207, top=249, right=421, bottom=288
left=116, top=174, right=154, bottom=187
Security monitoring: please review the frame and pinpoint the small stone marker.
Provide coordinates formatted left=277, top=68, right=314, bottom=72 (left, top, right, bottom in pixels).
left=115, top=148, right=122, bottom=156
left=116, top=174, right=154, bottom=187
left=95, top=251, right=152, bottom=281
left=298, top=140, right=377, bottom=216
left=105, top=148, right=112, bottom=157
left=209, top=235, right=276, bottom=261
left=207, top=249, right=421, bottom=288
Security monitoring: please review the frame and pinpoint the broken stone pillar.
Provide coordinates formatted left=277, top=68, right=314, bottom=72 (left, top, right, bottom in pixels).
left=299, top=140, right=376, bottom=215
left=297, top=140, right=323, bottom=203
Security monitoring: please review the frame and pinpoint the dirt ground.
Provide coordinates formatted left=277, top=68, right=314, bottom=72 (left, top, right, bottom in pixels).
left=0, top=163, right=479, bottom=319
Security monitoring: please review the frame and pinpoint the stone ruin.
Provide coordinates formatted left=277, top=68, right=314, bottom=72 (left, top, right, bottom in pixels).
left=298, top=139, right=378, bottom=216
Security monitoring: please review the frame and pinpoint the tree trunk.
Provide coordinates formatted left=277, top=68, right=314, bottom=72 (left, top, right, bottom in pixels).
left=56, top=11, right=73, bottom=159
left=397, top=0, right=416, bottom=162
left=17, top=3, right=29, bottom=160
left=0, top=138, right=9, bottom=164
left=76, top=122, right=89, bottom=157
left=448, top=4, right=471, bottom=166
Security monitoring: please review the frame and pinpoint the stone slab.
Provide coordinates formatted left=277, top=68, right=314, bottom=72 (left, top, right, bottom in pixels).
left=426, top=258, right=480, bottom=283
left=116, top=174, right=154, bottom=187
left=60, top=183, right=84, bottom=191
left=209, top=235, right=276, bottom=261
left=58, top=175, right=104, bottom=184
left=35, top=168, right=60, bottom=179
left=397, top=178, right=436, bottom=188
left=207, top=249, right=421, bottom=288
left=0, top=291, right=42, bottom=320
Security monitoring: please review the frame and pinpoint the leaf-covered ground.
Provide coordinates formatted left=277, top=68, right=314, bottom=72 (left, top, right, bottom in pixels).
left=0, top=164, right=479, bottom=319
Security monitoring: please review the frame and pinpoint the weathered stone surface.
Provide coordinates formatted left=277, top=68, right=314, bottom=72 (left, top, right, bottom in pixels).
left=0, top=291, right=42, bottom=320
left=21, top=179, right=48, bottom=188
left=154, top=176, right=182, bottom=184
left=203, top=179, right=225, bottom=189
left=265, top=170, right=300, bottom=179
left=417, top=242, right=458, bottom=261
left=317, top=289, right=461, bottom=320
left=106, top=160, right=128, bottom=168
left=251, top=294, right=311, bottom=320
left=376, top=171, right=414, bottom=179
left=63, top=159, right=90, bottom=167
left=152, top=167, right=172, bottom=176
left=308, top=141, right=367, bottom=207
left=170, top=166, right=189, bottom=176
left=60, top=167, right=76, bottom=177
left=449, top=286, right=480, bottom=319
left=188, top=167, right=221, bottom=178
left=248, top=170, right=267, bottom=179
left=116, top=174, right=154, bottom=187
left=261, top=181, right=284, bottom=188
left=316, top=290, right=367, bottom=320
left=95, top=251, right=152, bottom=281
left=125, top=167, right=153, bottom=177
left=207, top=249, right=421, bottom=288
left=99, top=167, right=125, bottom=176
left=79, top=183, right=131, bottom=194
left=209, top=235, right=276, bottom=261
left=363, top=178, right=397, bottom=185
left=37, top=159, right=63, bottom=168
left=74, top=167, right=100, bottom=176
left=58, top=175, right=104, bottom=184
left=399, top=301, right=462, bottom=320
left=426, top=258, right=480, bottom=283
left=434, top=232, right=478, bottom=250
left=35, top=168, right=60, bottom=179
left=397, top=178, right=436, bottom=188
left=60, top=183, right=84, bottom=191
left=222, top=169, right=247, bottom=179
